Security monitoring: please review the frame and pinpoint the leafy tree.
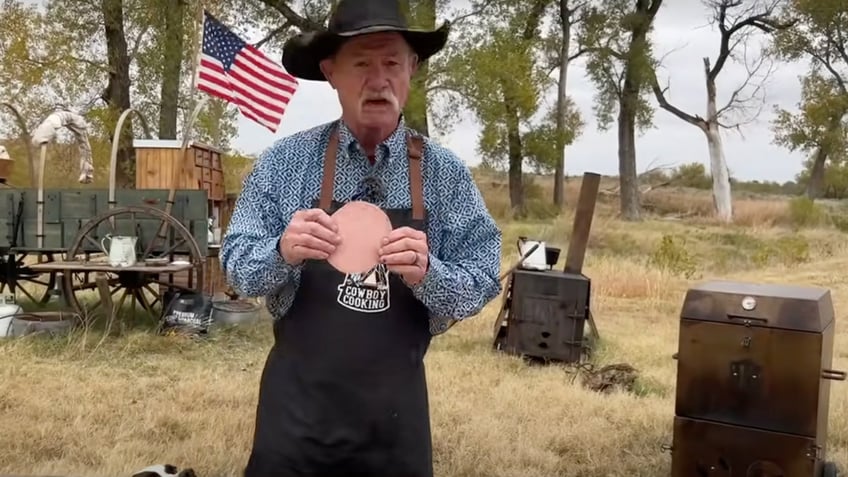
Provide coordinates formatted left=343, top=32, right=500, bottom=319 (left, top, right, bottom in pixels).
left=123, top=0, right=250, bottom=149
left=0, top=0, right=135, bottom=183
left=795, top=157, right=848, bottom=200
left=253, top=0, right=494, bottom=138
left=0, top=1, right=107, bottom=132
left=444, top=0, right=568, bottom=217
left=0, top=0, right=248, bottom=187
left=537, top=0, right=590, bottom=206
left=41, top=0, right=138, bottom=185
left=222, top=150, right=258, bottom=193
left=523, top=102, right=584, bottom=175
left=580, top=0, right=663, bottom=221
left=773, top=73, right=847, bottom=199
left=771, top=0, right=848, bottom=199
left=669, top=162, right=712, bottom=189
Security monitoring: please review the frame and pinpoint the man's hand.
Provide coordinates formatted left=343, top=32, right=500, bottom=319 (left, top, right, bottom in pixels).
left=279, top=208, right=341, bottom=265
left=379, top=227, right=429, bottom=286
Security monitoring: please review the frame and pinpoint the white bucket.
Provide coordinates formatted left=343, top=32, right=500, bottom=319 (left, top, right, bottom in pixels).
left=0, top=316, right=12, bottom=337
left=0, top=302, right=22, bottom=338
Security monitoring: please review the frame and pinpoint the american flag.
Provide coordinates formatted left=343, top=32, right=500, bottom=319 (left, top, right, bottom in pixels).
left=196, top=11, right=299, bottom=133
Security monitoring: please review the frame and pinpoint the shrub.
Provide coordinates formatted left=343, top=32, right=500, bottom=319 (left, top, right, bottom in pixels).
left=648, top=234, right=698, bottom=279
left=787, top=197, right=827, bottom=228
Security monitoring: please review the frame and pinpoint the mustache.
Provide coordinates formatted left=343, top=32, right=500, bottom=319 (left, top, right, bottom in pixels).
left=360, top=90, right=398, bottom=108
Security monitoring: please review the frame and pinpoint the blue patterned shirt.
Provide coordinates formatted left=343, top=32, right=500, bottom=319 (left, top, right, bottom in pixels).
left=220, top=117, right=503, bottom=334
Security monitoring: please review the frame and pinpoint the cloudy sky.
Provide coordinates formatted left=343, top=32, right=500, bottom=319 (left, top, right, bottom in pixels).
left=223, top=1, right=808, bottom=183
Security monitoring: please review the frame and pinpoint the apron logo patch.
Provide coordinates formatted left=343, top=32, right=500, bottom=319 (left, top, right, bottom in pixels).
left=336, top=263, right=390, bottom=313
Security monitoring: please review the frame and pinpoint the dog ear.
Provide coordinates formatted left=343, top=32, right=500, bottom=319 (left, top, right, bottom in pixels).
left=178, top=468, right=198, bottom=477
left=132, top=464, right=181, bottom=477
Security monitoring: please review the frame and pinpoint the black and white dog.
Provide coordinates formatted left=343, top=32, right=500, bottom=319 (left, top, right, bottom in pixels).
left=131, top=464, right=197, bottom=477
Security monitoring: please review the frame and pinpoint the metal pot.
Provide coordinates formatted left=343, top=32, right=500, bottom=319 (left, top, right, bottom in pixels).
left=10, top=311, right=76, bottom=338
left=0, top=302, right=22, bottom=338
left=545, top=246, right=561, bottom=269
left=209, top=299, right=261, bottom=327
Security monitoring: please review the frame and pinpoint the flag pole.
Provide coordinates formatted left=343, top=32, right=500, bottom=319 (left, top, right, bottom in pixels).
left=190, top=2, right=205, bottom=95
left=180, top=1, right=204, bottom=139
left=167, top=0, right=209, bottom=242
left=181, top=0, right=206, bottom=144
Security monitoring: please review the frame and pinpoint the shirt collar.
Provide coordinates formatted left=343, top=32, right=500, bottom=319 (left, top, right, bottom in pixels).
left=335, top=115, right=409, bottom=164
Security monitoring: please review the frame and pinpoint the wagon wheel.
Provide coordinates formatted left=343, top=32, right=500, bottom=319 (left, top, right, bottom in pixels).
left=0, top=250, right=61, bottom=305
left=62, top=205, right=204, bottom=320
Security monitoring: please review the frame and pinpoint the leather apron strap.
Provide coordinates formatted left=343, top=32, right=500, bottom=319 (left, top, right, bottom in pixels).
left=407, top=135, right=425, bottom=221
left=318, top=127, right=425, bottom=220
left=318, top=130, right=340, bottom=210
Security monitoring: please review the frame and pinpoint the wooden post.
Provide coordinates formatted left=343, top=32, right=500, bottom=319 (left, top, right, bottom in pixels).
left=94, top=272, right=118, bottom=343
left=563, top=172, right=601, bottom=274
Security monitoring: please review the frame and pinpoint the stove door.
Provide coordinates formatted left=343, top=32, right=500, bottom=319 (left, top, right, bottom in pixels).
left=671, top=417, right=819, bottom=477
left=675, top=319, right=822, bottom=436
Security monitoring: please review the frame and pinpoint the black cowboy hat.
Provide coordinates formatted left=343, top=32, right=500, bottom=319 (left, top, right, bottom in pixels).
left=281, top=0, right=451, bottom=82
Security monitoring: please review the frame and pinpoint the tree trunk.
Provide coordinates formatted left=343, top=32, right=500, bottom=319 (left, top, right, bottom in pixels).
left=553, top=0, right=572, bottom=208
left=505, top=98, right=525, bottom=217
left=500, top=0, right=549, bottom=217
left=158, top=0, right=186, bottom=139
left=617, top=99, right=641, bottom=220
left=806, top=146, right=828, bottom=200
left=618, top=39, right=643, bottom=221
left=704, top=123, right=732, bottom=221
left=100, top=0, right=134, bottom=188
left=615, top=0, right=662, bottom=220
left=399, top=0, right=433, bottom=136
left=703, top=57, right=732, bottom=222
left=405, top=63, right=430, bottom=136
left=209, top=101, right=225, bottom=149
left=806, top=112, right=845, bottom=200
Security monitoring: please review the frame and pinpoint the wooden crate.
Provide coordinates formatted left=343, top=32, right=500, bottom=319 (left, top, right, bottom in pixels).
left=133, top=139, right=226, bottom=201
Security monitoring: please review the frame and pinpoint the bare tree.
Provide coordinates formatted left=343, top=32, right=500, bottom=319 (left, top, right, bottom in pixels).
left=649, top=0, right=793, bottom=222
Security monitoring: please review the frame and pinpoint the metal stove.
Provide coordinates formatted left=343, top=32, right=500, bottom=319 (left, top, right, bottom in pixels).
left=492, top=172, right=601, bottom=364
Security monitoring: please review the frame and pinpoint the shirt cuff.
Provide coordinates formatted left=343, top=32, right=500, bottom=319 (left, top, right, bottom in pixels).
left=267, top=235, right=302, bottom=280
left=410, top=253, right=451, bottom=304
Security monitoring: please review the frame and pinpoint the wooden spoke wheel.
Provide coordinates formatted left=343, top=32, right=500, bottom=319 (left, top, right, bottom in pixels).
left=0, top=249, right=61, bottom=305
left=62, top=205, right=204, bottom=320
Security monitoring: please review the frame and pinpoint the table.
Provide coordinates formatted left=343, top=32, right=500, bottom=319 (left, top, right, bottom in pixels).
left=28, top=261, right=194, bottom=274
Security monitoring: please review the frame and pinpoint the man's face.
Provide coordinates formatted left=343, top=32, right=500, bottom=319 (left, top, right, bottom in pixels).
left=320, top=32, right=418, bottom=132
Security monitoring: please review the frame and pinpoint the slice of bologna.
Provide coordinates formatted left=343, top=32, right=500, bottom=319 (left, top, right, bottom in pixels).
left=327, top=201, right=393, bottom=274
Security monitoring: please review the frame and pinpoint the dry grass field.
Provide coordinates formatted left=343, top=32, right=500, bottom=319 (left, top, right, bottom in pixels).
left=2, top=174, right=848, bottom=477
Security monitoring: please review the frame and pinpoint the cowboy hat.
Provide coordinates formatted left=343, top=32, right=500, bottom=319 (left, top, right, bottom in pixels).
left=281, top=0, right=451, bottom=82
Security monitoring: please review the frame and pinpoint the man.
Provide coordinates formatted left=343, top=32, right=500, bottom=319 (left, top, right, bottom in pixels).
left=220, top=0, right=502, bottom=476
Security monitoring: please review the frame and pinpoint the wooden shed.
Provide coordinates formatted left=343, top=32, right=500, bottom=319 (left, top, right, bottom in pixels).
left=134, top=139, right=225, bottom=201
left=133, top=139, right=230, bottom=297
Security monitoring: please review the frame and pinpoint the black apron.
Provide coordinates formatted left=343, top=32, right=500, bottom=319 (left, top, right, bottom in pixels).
left=244, top=129, right=434, bottom=477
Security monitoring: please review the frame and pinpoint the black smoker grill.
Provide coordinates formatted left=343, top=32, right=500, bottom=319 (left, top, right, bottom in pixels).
left=666, top=280, right=846, bottom=477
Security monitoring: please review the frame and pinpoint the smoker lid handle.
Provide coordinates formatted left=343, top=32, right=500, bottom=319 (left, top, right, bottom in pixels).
left=726, top=313, right=768, bottom=325
left=822, top=369, right=847, bottom=381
